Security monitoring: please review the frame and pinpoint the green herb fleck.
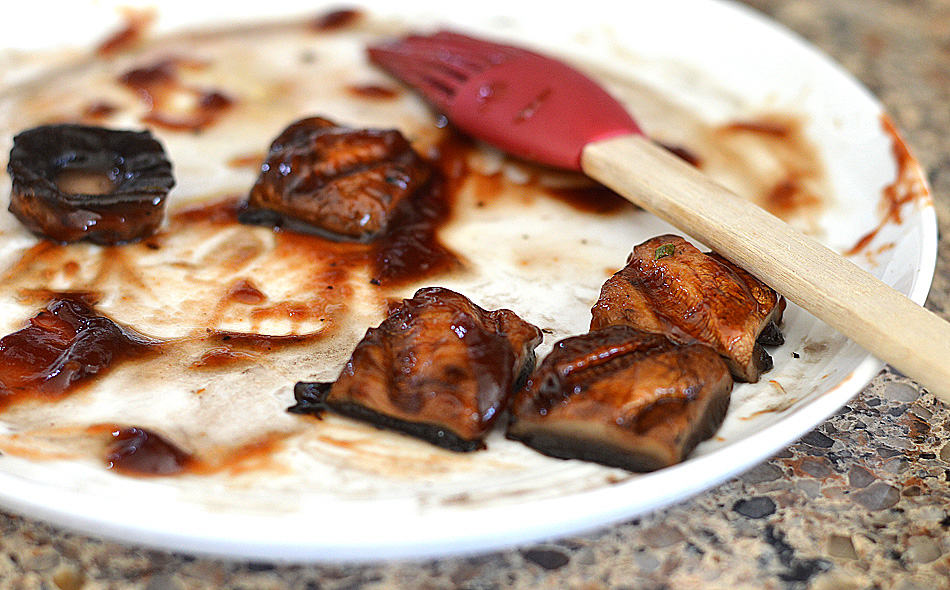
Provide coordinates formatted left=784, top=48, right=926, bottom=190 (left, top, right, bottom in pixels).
left=654, top=244, right=676, bottom=259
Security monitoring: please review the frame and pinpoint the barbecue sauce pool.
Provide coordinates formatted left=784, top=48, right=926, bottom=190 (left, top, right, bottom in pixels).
left=102, top=425, right=288, bottom=476
left=0, top=296, right=161, bottom=410
left=225, top=132, right=470, bottom=288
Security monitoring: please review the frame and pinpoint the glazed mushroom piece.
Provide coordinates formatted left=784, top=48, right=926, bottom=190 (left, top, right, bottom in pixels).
left=292, top=287, right=542, bottom=451
left=6, top=124, right=175, bottom=244
left=242, top=116, right=432, bottom=241
left=506, top=325, right=733, bottom=472
left=591, top=234, right=786, bottom=382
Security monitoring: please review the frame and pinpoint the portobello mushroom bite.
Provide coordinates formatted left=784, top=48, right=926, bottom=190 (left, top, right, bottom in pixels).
left=506, top=325, right=733, bottom=472
left=242, top=116, right=431, bottom=241
left=292, top=287, right=542, bottom=451
left=591, top=235, right=785, bottom=382
left=7, top=124, right=174, bottom=244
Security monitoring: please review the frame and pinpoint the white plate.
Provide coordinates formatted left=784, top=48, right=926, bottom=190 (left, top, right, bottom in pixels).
left=0, top=0, right=936, bottom=561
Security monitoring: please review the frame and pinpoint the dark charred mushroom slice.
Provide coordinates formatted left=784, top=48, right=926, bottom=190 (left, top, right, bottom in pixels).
left=590, top=235, right=786, bottom=382
left=507, top=325, right=733, bottom=472
left=292, top=287, right=542, bottom=451
left=242, top=116, right=432, bottom=241
left=6, top=124, right=174, bottom=244
left=0, top=297, right=159, bottom=405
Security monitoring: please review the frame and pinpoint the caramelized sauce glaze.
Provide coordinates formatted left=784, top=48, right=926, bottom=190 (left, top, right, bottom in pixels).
left=101, top=425, right=288, bottom=476
left=0, top=296, right=161, bottom=410
left=346, top=84, right=400, bottom=99
left=713, top=116, right=826, bottom=223
left=96, top=8, right=155, bottom=56
left=311, top=8, right=363, bottom=31
left=82, top=101, right=119, bottom=121
left=190, top=346, right=258, bottom=369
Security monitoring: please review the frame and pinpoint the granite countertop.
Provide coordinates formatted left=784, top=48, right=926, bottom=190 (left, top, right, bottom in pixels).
left=2, top=1, right=949, bottom=588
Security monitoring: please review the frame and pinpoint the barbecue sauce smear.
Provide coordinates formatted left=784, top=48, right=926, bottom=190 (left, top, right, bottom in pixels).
left=0, top=296, right=161, bottom=410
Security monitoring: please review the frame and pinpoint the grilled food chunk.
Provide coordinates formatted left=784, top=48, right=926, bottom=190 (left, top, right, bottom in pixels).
left=591, top=235, right=785, bottom=382
left=243, top=116, right=431, bottom=241
left=7, top=124, right=174, bottom=244
left=507, top=325, right=732, bottom=471
left=293, top=287, right=542, bottom=451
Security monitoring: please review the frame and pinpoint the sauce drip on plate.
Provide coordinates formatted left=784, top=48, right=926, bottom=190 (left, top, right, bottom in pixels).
left=0, top=296, right=161, bottom=410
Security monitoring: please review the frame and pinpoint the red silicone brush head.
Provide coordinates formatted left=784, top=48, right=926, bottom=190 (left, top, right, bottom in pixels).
left=368, top=31, right=642, bottom=171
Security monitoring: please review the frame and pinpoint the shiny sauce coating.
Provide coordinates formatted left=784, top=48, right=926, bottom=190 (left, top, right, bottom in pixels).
left=0, top=297, right=160, bottom=410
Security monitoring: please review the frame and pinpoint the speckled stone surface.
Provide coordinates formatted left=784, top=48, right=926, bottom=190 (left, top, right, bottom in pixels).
left=2, top=1, right=950, bottom=588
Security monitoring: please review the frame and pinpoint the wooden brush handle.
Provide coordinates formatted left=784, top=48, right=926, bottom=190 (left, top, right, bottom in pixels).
left=582, top=133, right=950, bottom=404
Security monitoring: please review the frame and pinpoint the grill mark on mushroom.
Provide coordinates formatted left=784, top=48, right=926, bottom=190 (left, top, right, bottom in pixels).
left=590, top=235, right=785, bottom=382
left=507, top=325, right=733, bottom=471
left=291, top=287, right=542, bottom=451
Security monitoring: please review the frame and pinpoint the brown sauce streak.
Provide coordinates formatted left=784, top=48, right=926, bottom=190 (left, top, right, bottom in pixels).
left=369, top=179, right=459, bottom=285
left=119, top=58, right=234, bottom=132
left=249, top=301, right=328, bottom=323
left=709, top=115, right=827, bottom=226
left=62, top=261, right=81, bottom=277
left=14, top=288, right=101, bottom=306
left=96, top=8, right=155, bottom=56
left=846, top=115, right=932, bottom=255
left=0, top=296, right=162, bottom=411
left=82, top=101, right=119, bottom=121
left=722, top=120, right=791, bottom=137
left=227, top=152, right=265, bottom=169
left=190, top=346, right=258, bottom=369
left=2, top=241, right=59, bottom=284
left=311, top=8, right=362, bottom=31
left=368, top=135, right=470, bottom=286
left=467, top=171, right=505, bottom=205
left=226, top=279, right=267, bottom=305
left=766, top=178, right=822, bottom=220
left=170, top=196, right=246, bottom=225
left=346, top=84, right=400, bottom=99
left=206, top=330, right=315, bottom=350
left=196, top=434, right=288, bottom=475
left=171, top=198, right=362, bottom=333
